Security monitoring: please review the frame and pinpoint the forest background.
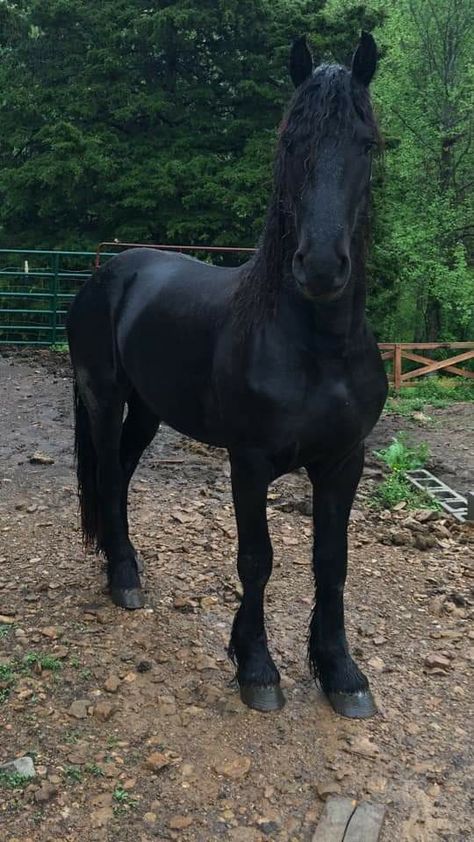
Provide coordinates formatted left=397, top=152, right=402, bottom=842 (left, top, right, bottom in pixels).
left=0, top=0, right=472, bottom=341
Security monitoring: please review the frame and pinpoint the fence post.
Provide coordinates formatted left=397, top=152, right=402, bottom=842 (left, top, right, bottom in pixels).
left=394, top=343, right=402, bottom=391
left=51, top=252, right=59, bottom=346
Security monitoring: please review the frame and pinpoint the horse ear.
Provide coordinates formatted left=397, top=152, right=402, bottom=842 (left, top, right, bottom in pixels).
left=351, top=31, right=377, bottom=86
left=290, top=36, right=314, bottom=88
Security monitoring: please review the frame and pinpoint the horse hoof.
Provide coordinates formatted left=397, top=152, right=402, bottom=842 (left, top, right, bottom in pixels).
left=239, top=684, right=286, bottom=712
left=326, top=689, right=377, bottom=719
left=111, top=588, right=145, bottom=610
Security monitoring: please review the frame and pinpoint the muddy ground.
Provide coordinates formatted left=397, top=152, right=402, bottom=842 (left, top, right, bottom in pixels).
left=0, top=351, right=472, bottom=842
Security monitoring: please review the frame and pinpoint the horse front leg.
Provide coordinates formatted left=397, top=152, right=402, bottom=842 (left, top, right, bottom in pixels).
left=229, top=449, right=285, bottom=713
left=306, top=444, right=377, bottom=719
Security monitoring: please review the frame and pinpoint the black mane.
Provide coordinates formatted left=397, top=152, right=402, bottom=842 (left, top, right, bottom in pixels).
left=233, top=64, right=380, bottom=328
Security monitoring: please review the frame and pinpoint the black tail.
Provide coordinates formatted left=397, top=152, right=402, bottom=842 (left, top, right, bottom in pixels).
left=73, top=380, right=100, bottom=549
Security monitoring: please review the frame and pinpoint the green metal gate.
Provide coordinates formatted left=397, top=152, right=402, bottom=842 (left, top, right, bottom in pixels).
left=0, top=248, right=115, bottom=346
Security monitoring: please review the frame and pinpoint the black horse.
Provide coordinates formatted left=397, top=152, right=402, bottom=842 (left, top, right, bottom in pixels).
left=67, top=32, right=388, bottom=719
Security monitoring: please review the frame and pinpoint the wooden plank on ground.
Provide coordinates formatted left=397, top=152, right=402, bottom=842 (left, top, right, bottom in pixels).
left=344, top=801, right=387, bottom=842
left=312, top=798, right=357, bottom=841
left=312, top=798, right=387, bottom=842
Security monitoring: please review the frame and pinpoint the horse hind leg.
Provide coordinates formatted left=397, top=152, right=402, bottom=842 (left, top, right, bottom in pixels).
left=120, top=391, right=160, bottom=571
left=74, top=378, right=144, bottom=609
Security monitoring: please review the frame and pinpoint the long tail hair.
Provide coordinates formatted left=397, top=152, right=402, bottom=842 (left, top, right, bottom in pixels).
left=73, top=380, right=100, bottom=549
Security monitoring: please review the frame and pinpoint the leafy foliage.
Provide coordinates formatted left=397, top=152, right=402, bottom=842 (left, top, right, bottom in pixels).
left=372, top=432, right=435, bottom=510
left=385, top=376, right=474, bottom=415
left=367, top=0, right=474, bottom=341
left=0, top=0, right=377, bottom=250
left=375, top=433, right=429, bottom=472
left=0, top=0, right=471, bottom=341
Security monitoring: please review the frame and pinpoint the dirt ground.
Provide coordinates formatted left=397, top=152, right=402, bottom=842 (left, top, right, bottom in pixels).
left=0, top=350, right=472, bottom=842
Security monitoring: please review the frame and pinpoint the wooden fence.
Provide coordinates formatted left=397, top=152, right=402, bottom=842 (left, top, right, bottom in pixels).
left=379, top=343, right=474, bottom=390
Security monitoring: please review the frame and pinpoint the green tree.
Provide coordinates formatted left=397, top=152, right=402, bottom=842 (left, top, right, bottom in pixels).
left=367, top=0, right=473, bottom=340
left=0, top=0, right=377, bottom=251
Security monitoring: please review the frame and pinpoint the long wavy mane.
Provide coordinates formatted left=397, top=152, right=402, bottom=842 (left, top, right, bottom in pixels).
left=233, top=64, right=380, bottom=329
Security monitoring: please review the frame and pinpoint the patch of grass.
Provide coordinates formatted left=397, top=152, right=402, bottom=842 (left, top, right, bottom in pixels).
left=385, top=376, right=474, bottom=417
left=64, top=766, right=83, bottom=783
left=69, top=656, right=80, bottom=668
left=50, top=342, right=69, bottom=353
left=85, top=763, right=105, bottom=777
left=372, top=433, right=438, bottom=511
left=0, top=771, right=31, bottom=790
left=374, top=432, right=429, bottom=472
left=0, top=653, right=63, bottom=705
left=22, top=653, right=62, bottom=672
left=112, top=786, right=137, bottom=814
left=64, top=730, right=81, bottom=745
left=79, top=668, right=92, bottom=680
left=372, top=473, right=434, bottom=510
left=0, top=624, right=12, bottom=639
left=0, top=663, right=15, bottom=682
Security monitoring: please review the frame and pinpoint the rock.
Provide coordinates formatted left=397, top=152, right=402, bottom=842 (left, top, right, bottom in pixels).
left=200, top=595, right=218, bottom=608
left=368, top=656, right=385, bottom=671
left=346, top=736, right=380, bottom=759
left=414, top=533, right=436, bottom=550
left=68, top=699, right=90, bottom=719
left=213, top=754, right=251, bottom=779
left=168, top=815, right=193, bottom=830
left=29, top=452, right=55, bottom=465
left=389, top=528, right=412, bottom=546
left=145, top=752, right=171, bottom=773
left=104, top=675, right=121, bottom=693
left=136, top=660, right=152, bottom=673
left=373, top=635, right=386, bottom=646
left=0, top=756, right=36, bottom=778
left=173, top=596, right=195, bottom=612
left=365, top=775, right=388, bottom=795
left=424, top=653, right=451, bottom=671
left=144, top=812, right=158, bottom=825
left=315, top=780, right=342, bottom=800
left=40, top=626, right=60, bottom=639
left=34, top=782, right=58, bottom=804
left=93, top=701, right=115, bottom=722
left=195, top=654, right=219, bottom=671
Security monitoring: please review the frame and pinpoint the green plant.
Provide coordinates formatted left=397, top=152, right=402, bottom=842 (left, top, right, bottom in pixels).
left=85, top=763, right=104, bottom=777
left=372, top=473, right=433, bottom=510
left=50, top=342, right=69, bottom=353
left=372, top=433, right=437, bottom=510
left=0, top=624, right=12, bottom=639
left=64, top=766, right=83, bottom=783
left=385, top=378, right=474, bottom=417
left=22, top=653, right=62, bottom=672
left=112, top=785, right=137, bottom=814
left=374, top=433, right=429, bottom=472
left=0, top=771, right=31, bottom=790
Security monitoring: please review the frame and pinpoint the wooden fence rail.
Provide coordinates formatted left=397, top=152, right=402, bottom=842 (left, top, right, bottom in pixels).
left=378, top=343, right=474, bottom=390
